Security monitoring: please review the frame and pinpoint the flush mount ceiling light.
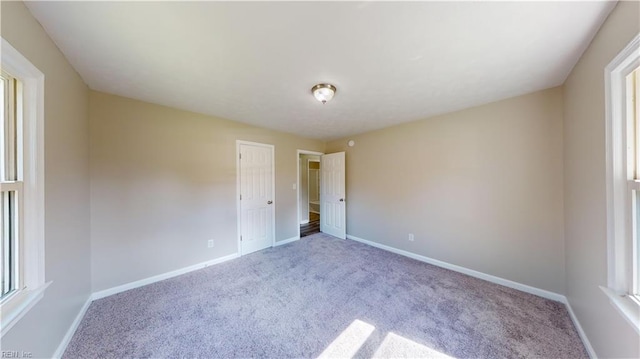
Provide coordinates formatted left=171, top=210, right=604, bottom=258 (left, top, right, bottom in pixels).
left=311, top=83, right=337, bottom=104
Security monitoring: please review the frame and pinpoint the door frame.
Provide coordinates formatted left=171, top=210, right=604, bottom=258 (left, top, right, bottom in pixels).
left=297, top=149, right=324, bottom=239
left=236, top=140, right=276, bottom=256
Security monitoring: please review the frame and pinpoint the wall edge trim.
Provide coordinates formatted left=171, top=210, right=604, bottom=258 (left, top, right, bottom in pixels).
left=274, top=236, right=300, bottom=247
left=346, top=234, right=597, bottom=356
left=52, top=296, right=92, bottom=359
left=91, top=253, right=240, bottom=300
left=562, top=296, right=598, bottom=358
left=346, top=234, right=564, bottom=301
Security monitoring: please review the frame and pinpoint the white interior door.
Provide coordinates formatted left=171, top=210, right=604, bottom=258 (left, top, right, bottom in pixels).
left=320, top=152, right=346, bottom=239
left=238, top=142, right=274, bottom=255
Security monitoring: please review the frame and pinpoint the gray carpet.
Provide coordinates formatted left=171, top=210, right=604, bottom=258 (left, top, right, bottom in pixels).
left=64, top=233, right=587, bottom=358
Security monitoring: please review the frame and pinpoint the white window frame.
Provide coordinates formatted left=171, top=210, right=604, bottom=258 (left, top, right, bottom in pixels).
left=0, top=38, right=48, bottom=337
left=604, top=33, right=640, bottom=335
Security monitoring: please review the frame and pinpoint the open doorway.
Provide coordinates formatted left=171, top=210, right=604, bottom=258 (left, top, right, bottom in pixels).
left=303, top=158, right=320, bottom=237
left=297, top=150, right=323, bottom=238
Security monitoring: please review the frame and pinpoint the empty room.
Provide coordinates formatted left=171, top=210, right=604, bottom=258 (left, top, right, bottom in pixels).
left=1, top=1, right=639, bottom=358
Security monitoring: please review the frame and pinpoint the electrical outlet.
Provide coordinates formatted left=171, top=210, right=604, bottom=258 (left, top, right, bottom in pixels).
left=408, top=233, right=414, bottom=242
left=293, top=183, right=297, bottom=190
left=207, top=239, right=214, bottom=248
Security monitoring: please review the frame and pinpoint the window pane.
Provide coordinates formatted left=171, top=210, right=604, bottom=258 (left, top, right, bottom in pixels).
left=634, top=190, right=640, bottom=297
left=0, top=75, right=4, bottom=182
left=633, top=68, right=640, bottom=180
left=2, top=73, right=17, bottom=182
left=1, top=190, right=16, bottom=298
left=629, top=67, right=640, bottom=183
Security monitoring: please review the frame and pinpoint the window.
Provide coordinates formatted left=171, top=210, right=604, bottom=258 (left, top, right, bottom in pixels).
left=604, top=33, right=640, bottom=334
left=631, top=67, right=640, bottom=298
left=1, top=70, right=20, bottom=300
left=0, top=38, right=47, bottom=337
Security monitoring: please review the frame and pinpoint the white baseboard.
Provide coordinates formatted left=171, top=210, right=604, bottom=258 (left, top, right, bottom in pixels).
left=274, top=236, right=300, bottom=247
left=346, top=234, right=600, bottom=356
left=562, top=297, right=597, bottom=359
left=56, top=237, right=596, bottom=359
left=54, top=252, right=240, bottom=357
left=346, top=234, right=565, bottom=302
left=92, top=253, right=239, bottom=300
left=52, top=296, right=92, bottom=358
left=300, top=220, right=310, bottom=225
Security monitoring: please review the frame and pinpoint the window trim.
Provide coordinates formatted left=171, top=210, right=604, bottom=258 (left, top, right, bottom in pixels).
left=0, top=38, right=47, bottom=337
left=604, top=32, right=640, bottom=334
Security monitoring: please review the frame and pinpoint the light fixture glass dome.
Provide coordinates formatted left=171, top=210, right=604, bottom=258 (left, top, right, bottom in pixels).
left=312, top=83, right=336, bottom=104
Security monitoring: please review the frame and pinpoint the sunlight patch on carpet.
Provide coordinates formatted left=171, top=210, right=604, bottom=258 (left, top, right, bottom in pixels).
left=373, top=332, right=456, bottom=359
left=318, top=320, right=375, bottom=358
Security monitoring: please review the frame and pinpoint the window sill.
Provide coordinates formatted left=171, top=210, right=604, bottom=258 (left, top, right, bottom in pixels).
left=600, top=286, right=640, bottom=335
left=0, top=281, right=51, bottom=337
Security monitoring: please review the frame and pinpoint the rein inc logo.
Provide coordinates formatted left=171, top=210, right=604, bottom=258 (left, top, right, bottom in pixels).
left=2, top=352, right=32, bottom=358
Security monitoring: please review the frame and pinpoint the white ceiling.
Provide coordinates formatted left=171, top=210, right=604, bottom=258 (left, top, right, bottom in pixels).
left=24, top=1, right=615, bottom=141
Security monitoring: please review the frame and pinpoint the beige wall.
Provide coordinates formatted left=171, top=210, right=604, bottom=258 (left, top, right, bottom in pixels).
left=563, top=1, right=640, bottom=358
left=3, top=0, right=638, bottom=355
left=327, top=87, right=565, bottom=293
left=90, top=91, right=323, bottom=291
left=0, top=1, right=91, bottom=357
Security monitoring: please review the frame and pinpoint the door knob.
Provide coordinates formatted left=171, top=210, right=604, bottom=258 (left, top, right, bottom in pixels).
left=339, top=198, right=344, bottom=202
left=267, top=200, right=273, bottom=205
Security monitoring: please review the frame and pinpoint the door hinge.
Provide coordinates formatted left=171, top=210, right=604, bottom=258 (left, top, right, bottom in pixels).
left=240, top=194, right=242, bottom=200
left=240, top=235, right=243, bottom=241
left=239, top=153, right=242, bottom=160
